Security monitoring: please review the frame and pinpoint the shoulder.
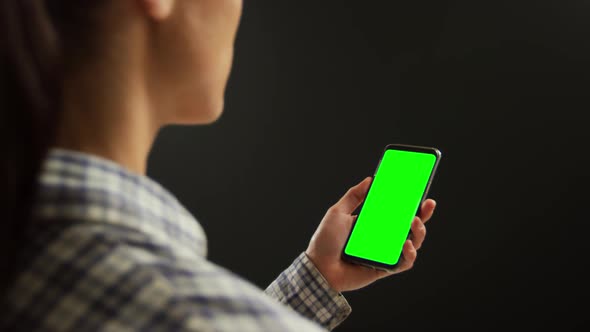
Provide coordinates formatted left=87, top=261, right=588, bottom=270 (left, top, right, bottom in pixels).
left=4, top=222, right=187, bottom=331
left=4, top=224, right=320, bottom=331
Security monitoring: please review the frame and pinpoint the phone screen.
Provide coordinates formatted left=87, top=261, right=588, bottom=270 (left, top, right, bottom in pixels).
left=343, top=147, right=438, bottom=267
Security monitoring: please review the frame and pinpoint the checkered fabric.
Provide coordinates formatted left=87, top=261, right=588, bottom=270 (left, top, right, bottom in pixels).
left=1, top=149, right=351, bottom=331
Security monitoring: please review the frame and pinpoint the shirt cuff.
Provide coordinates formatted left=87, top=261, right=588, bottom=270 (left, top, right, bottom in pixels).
left=264, top=252, right=352, bottom=330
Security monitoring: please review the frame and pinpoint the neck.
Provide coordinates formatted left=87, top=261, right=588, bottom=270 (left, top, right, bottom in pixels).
left=54, top=60, right=157, bottom=175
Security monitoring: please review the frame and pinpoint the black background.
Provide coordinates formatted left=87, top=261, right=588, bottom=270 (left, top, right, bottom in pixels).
left=148, top=1, right=589, bottom=330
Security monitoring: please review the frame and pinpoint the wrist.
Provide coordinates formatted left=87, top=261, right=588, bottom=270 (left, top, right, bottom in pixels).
left=304, top=250, right=341, bottom=292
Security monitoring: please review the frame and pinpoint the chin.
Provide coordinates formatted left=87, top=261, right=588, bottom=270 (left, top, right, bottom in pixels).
left=176, top=98, right=225, bottom=125
left=202, top=107, right=224, bottom=124
left=201, top=98, right=225, bottom=124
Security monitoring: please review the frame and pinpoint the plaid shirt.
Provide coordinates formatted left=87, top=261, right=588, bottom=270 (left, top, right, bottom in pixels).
left=1, top=149, right=351, bottom=331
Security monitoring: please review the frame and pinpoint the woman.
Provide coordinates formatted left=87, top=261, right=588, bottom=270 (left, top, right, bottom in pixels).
left=0, top=1, right=437, bottom=331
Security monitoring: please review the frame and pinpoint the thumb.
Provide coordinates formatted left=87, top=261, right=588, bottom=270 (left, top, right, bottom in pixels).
left=332, top=177, right=372, bottom=214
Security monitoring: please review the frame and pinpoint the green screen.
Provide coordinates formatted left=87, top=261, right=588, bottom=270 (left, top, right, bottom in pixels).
left=344, top=149, right=437, bottom=266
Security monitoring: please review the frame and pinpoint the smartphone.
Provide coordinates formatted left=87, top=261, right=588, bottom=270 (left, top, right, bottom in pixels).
left=341, top=144, right=442, bottom=271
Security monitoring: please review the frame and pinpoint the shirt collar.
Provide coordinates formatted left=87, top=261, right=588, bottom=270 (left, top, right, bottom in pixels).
left=34, top=148, right=207, bottom=258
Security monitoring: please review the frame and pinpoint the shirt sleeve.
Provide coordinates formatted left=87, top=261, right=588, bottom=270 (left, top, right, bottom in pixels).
left=264, top=252, right=352, bottom=331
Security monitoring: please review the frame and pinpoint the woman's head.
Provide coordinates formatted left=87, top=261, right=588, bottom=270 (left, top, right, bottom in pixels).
left=137, top=0, right=243, bottom=123
left=61, top=0, right=243, bottom=124
left=0, top=0, right=243, bottom=289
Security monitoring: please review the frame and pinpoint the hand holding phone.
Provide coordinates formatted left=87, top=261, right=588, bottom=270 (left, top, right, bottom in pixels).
left=305, top=144, right=440, bottom=292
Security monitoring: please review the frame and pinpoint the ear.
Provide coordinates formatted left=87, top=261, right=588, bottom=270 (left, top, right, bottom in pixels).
left=137, top=0, right=174, bottom=21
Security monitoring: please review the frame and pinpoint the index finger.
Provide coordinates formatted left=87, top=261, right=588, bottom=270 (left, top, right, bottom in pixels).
left=418, top=199, right=437, bottom=223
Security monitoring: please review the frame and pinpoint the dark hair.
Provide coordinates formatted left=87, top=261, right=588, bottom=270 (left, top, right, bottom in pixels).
left=0, top=1, right=102, bottom=292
